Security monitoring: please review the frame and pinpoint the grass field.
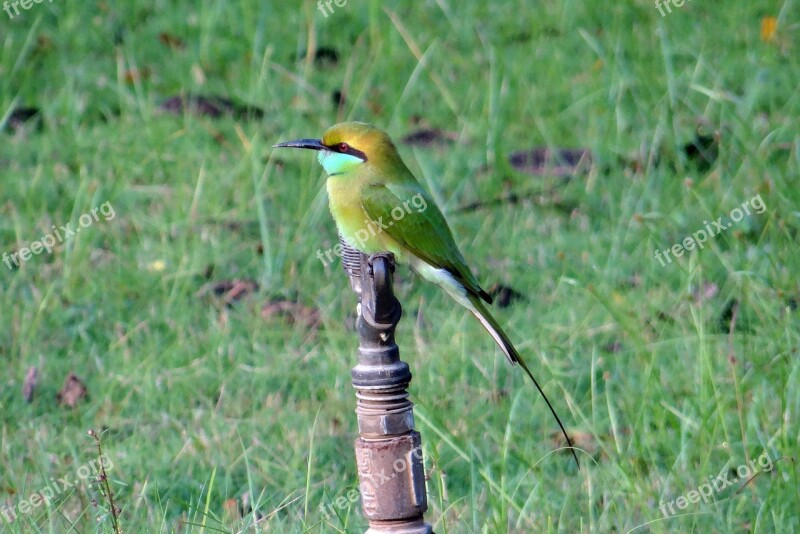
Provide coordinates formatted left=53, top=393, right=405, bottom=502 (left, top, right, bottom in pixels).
left=1, top=1, right=799, bottom=532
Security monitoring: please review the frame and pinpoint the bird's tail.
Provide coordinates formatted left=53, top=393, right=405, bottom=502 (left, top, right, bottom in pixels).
left=467, top=293, right=580, bottom=468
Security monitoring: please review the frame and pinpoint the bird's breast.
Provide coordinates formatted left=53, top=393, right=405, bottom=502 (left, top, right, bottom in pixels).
left=326, top=176, right=394, bottom=255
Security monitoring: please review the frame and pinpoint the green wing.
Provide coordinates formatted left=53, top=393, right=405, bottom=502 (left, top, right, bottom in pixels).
left=360, top=181, right=491, bottom=303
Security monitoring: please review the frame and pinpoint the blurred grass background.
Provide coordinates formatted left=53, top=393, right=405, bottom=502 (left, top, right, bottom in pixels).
left=1, top=0, right=798, bottom=532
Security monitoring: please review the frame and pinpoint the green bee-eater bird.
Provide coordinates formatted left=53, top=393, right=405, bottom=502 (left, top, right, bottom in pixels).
left=275, top=122, right=578, bottom=466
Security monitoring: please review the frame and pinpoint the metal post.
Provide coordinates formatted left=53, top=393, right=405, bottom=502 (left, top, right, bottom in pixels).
left=340, top=239, right=433, bottom=534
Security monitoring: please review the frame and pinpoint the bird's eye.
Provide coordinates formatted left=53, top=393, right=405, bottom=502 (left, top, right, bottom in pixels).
left=338, top=142, right=349, bottom=153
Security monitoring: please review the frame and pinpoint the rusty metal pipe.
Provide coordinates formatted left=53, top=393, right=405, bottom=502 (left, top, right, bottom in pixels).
left=340, top=238, right=433, bottom=534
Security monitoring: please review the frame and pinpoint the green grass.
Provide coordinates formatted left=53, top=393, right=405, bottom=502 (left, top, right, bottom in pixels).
left=1, top=0, right=799, bottom=532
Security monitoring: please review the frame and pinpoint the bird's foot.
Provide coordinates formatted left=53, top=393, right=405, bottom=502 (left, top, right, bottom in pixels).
left=367, top=252, right=396, bottom=276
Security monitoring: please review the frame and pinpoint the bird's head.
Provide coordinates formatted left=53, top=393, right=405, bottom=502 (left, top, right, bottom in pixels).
left=274, top=121, right=399, bottom=176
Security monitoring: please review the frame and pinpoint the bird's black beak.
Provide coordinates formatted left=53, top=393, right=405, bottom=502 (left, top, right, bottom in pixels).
left=273, top=138, right=326, bottom=151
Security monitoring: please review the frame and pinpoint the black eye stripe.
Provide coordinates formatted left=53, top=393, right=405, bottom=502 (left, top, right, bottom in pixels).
left=324, top=142, right=369, bottom=161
